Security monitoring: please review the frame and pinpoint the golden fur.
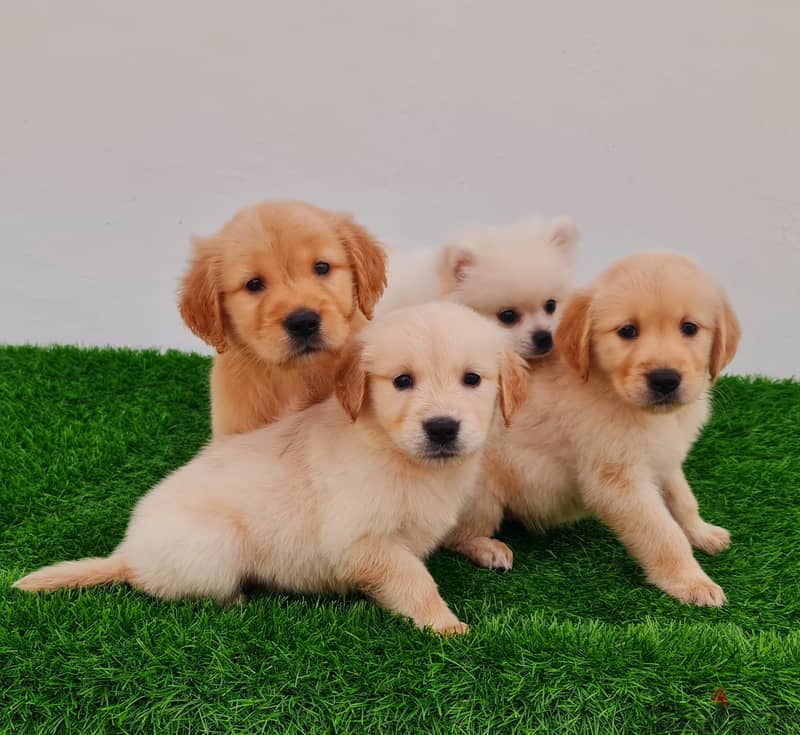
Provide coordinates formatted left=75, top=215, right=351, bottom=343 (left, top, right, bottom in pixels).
left=179, top=200, right=387, bottom=437
left=15, top=303, right=528, bottom=634
left=445, top=252, right=741, bottom=606
left=376, top=217, right=578, bottom=360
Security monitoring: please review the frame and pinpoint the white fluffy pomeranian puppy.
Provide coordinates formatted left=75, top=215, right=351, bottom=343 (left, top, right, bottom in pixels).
left=376, top=217, right=578, bottom=360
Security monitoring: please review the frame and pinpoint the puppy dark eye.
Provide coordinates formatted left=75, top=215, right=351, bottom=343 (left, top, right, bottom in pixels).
left=245, top=277, right=265, bottom=292
left=681, top=321, right=699, bottom=337
left=497, top=309, right=520, bottom=325
left=393, top=374, right=414, bottom=390
left=314, top=261, right=330, bottom=275
left=617, top=324, right=638, bottom=340
left=463, top=372, right=481, bottom=387
left=544, top=299, right=557, bottom=314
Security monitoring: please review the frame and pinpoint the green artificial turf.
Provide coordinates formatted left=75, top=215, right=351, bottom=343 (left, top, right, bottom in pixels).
left=1, top=345, right=798, bottom=734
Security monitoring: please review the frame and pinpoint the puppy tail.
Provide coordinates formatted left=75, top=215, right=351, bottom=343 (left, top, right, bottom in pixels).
left=13, top=555, right=129, bottom=593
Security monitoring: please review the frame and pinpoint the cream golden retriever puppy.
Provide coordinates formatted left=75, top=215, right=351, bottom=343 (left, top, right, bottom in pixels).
left=15, top=303, right=528, bottom=634
left=180, top=200, right=386, bottom=437
left=376, top=217, right=578, bottom=360
left=446, top=252, right=741, bottom=606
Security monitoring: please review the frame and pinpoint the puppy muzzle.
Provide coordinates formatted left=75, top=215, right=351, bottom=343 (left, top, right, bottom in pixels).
left=421, top=416, right=462, bottom=460
left=283, top=309, right=325, bottom=356
left=531, top=330, right=554, bottom=355
left=646, top=368, right=682, bottom=406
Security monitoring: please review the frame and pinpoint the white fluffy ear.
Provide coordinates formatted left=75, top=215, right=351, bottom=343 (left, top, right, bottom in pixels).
left=436, top=244, right=475, bottom=294
left=548, top=216, right=579, bottom=256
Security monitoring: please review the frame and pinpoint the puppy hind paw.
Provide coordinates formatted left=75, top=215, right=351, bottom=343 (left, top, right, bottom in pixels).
left=455, top=537, right=514, bottom=572
left=688, top=522, right=731, bottom=555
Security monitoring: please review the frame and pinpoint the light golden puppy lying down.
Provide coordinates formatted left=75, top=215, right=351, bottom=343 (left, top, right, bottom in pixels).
left=15, top=303, right=528, bottom=634
left=376, top=217, right=578, bottom=360
left=446, top=252, right=741, bottom=606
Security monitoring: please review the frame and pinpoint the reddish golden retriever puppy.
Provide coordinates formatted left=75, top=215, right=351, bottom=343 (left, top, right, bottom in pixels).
left=179, top=200, right=386, bottom=436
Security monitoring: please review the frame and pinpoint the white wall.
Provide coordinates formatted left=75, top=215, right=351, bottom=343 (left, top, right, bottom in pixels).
left=1, top=0, right=798, bottom=377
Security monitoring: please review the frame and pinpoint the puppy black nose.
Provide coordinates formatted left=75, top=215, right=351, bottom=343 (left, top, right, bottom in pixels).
left=647, top=369, right=682, bottom=396
left=531, top=330, right=553, bottom=353
left=284, top=309, right=321, bottom=339
left=423, top=417, right=460, bottom=446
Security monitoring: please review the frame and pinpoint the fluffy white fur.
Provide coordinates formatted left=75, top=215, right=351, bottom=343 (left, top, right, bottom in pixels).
left=377, top=217, right=578, bottom=360
left=15, top=303, right=528, bottom=634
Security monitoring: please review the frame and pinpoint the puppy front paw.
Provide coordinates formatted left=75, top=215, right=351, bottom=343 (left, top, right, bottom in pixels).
left=657, top=574, right=727, bottom=607
left=431, top=619, right=470, bottom=636
left=455, top=537, right=514, bottom=572
left=417, top=607, right=470, bottom=636
left=687, top=522, right=731, bottom=555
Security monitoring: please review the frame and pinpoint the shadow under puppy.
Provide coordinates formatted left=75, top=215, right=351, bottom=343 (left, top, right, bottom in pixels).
left=446, top=252, right=740, bottom=606
left=180, top=200, right=386, bottom=437
left=15, top=303, right=528, bottom=634
left=376, top=217, right=578, bottom=360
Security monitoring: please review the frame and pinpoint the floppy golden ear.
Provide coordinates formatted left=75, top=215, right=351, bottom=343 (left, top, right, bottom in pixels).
left=556, top=289, right=593, bottom=382
left=178, top=238, right=227, bottom=353
left=436, top=244, right=476, bottom=294
left=499, top=351, right=529, bottom=427
left=709, top=294, right=741, bottom=382
left=335, top=338, right=368, bottom=422
left=335, top=214, right=387, bottom=319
